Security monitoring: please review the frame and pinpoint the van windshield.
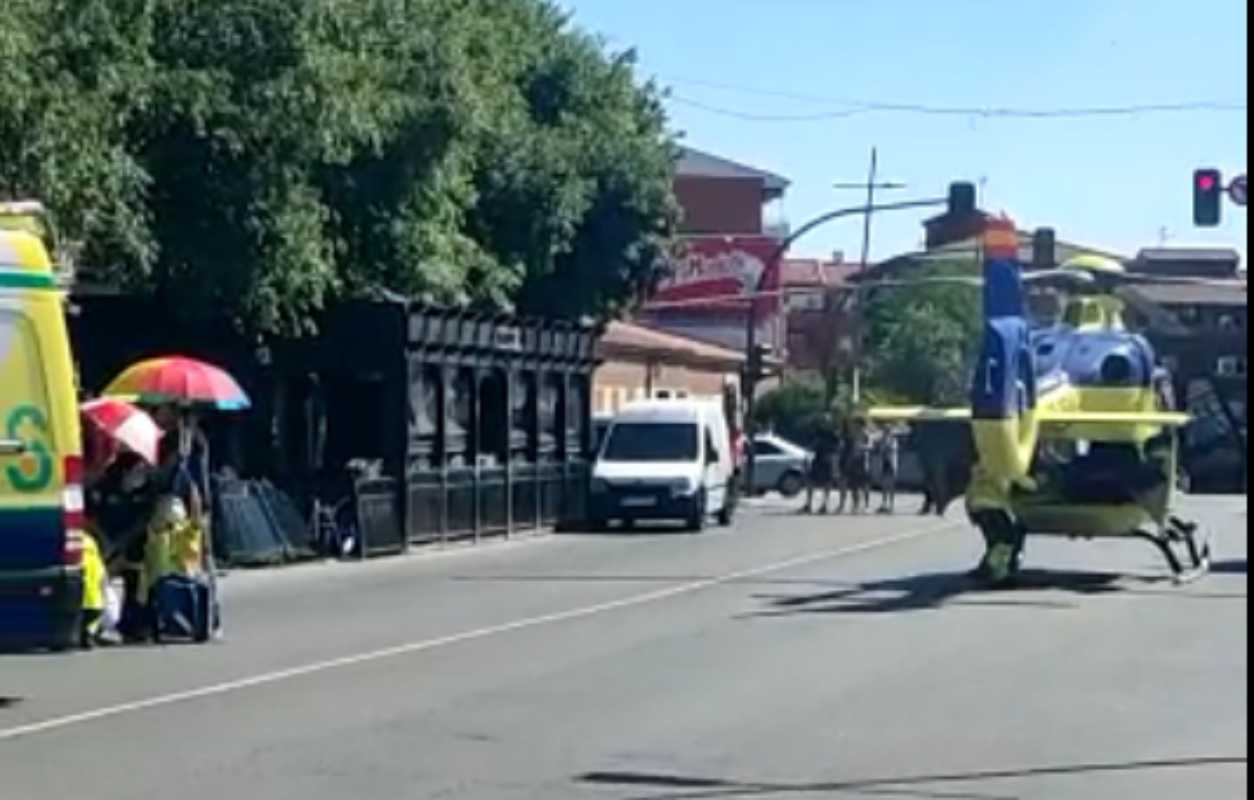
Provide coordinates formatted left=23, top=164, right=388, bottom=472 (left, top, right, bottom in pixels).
left=602, top=423, right=698, bottom=462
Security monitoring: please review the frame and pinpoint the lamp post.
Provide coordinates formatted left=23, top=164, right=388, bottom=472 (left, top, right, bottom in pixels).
left=742, top=194, right=960, bottom=496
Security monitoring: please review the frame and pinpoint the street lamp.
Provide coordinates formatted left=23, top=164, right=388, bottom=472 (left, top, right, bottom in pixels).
left=741, top=186, right=976, bottom=496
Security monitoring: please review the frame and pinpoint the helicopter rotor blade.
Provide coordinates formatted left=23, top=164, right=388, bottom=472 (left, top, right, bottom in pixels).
left=854, top=268, right=1096, bottom=291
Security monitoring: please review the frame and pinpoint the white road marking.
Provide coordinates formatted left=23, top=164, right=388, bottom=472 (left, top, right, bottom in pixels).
left=0, top=521, right=957, bottom=742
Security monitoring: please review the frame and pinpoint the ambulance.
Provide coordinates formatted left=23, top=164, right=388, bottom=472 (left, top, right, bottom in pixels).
left=0, top=202, right=85, bottom=650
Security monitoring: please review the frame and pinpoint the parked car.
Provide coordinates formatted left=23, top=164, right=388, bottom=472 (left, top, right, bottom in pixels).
left=589, top=400, right=736, bottom=531
left=749, top=434, right=812, bottom=498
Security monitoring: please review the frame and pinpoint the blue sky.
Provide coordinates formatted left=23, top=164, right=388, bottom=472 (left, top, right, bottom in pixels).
left=561, top=0, right=1248, bottom=266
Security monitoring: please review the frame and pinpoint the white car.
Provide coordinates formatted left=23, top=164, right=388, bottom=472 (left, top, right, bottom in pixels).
left=749, top=434, right=813, bottom=498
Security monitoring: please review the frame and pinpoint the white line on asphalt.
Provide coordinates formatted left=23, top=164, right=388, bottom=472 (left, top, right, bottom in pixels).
left=0, top=521, right=957, bottom=743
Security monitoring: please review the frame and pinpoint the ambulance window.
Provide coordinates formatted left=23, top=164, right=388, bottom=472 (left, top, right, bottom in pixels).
left=0, top=310, right=54, bottom=449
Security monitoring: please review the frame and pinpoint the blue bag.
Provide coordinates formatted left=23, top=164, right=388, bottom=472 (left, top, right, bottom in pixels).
left=150, top=575, right=213, bottom=643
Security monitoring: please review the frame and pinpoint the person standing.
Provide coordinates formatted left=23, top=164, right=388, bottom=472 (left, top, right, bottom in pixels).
left=839, top=421, right=873, bottom=514
left=802, top=421, right=838, bottom=515
left=877, top=429, right=901, bottom=514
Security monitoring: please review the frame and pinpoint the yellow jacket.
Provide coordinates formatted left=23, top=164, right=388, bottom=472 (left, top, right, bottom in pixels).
left=81, top=533, right=106, bottom=613
left=140, top=497, right=204, bottom=601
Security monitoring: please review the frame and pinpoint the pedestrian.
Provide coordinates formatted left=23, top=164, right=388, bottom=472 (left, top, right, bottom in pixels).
left=78, top=524, right=106, bottom=648
left=838, top=420, right=872, bottom=514
left=877, top=428, right=900, bottom=514
left=802, top=420, right=838, bottom=514
left=97, top=451, right=158, bottom=642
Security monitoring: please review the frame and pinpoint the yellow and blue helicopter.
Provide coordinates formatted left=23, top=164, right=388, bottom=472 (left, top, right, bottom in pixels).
left=864, top=218, right=1216, bottom=585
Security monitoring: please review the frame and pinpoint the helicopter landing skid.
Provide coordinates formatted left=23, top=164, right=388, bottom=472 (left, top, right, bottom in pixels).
left=1132, top=516, right=1211, bottom=584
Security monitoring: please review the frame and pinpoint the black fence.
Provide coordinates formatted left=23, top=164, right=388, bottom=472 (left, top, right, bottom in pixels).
left=401, top=306, right=598, bottom=545
left=71, top=295, right=601, bottom=558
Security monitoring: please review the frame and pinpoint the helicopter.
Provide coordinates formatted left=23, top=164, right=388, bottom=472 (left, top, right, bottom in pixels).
left=861, top=217, right=1227, bottom=585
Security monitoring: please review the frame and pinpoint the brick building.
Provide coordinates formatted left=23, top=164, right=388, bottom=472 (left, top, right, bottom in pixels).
left=1123, top=247, right=1247, bottom=492
left=640, top=147, right=791, bottom=353
left=779, top=257, right=864, bottom=373
left=592, top=321, right=749, bottom=417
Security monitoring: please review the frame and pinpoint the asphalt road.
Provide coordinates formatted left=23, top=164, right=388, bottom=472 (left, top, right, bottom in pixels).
left=1, top=494, right=1247, bottom=799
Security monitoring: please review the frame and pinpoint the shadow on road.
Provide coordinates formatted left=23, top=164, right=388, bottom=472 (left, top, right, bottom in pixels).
left=449, top=574, right=854, bottom=588
left=741, top=569, right=1171, bottom=618
left=576, top=756, right=1247, bottom=799
left=0, top=696, right=22, bottom=709
left=1211, top=559, right=1247, bottom=575
left=556, top=524, right=719, bottom=538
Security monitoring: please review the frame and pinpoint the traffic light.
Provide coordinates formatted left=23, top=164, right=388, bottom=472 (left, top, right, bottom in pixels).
left=1194, top=168, right=1223, bottom=227
left=1032, top=228, right=1056, bottom=269
left=746, top=343, right=772, bottom=384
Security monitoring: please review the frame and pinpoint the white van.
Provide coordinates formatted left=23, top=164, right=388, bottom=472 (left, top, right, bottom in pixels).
left=590, top=400, right=736, bottom=531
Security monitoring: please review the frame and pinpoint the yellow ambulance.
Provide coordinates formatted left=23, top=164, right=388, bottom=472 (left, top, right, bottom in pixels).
left=0, top=201, right=85, bottom=650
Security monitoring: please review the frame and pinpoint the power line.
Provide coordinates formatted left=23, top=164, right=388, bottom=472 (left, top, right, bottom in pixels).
left=669, top=95, right=864, bottom=121
left=663, top=75, right=1247, bottom=120
left=669, top=93, right=1248, bottom=122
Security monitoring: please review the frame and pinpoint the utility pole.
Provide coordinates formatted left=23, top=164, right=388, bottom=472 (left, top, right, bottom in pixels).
left=833, top=148, right=905, bottom=407
left=740, top=194, right=946, bottom=497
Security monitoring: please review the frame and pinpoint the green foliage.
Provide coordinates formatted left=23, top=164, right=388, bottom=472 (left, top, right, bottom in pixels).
left=0, top=0, right=679, bottom=334
left=753, top=376, right=848, bottom=445
left=863, top=260, right=983, bottom=407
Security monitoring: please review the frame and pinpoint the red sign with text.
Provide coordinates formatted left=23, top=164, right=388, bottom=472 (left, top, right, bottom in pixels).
left=648, top=236, right=783, bottom=316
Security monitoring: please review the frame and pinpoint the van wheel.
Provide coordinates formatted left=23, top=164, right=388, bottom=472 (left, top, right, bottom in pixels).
left=687, top=493, right=707, bottom=533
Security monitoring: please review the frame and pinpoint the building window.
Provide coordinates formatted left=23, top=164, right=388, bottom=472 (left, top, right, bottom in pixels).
left=786, top=292, right=825, bottom=312
left=1218, top=313, right=1241, bottom=331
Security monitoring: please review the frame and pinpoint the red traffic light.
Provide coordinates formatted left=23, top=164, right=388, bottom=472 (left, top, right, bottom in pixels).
left=1194, top=168, right=1223, bottom=226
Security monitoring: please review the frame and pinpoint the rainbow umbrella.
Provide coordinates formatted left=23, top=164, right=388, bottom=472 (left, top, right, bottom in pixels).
left=81, top=398, right=164, bottom=466
left=104, top=356, right=251, bottom=411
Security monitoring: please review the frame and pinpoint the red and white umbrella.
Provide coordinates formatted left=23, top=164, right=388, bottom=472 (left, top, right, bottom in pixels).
left=81, top=398, right=164, bottom=466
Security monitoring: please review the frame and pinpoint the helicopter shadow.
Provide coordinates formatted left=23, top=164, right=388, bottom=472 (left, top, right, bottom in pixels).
left=741, top=568, right=1170, bottom=618
left=1210, top=558, right=1247, bottom=575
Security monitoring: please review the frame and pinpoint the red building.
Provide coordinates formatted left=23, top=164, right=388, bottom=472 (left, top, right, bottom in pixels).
left=779, top=257, right=865, bottom=372
left=641, top=147, right=791, bottom=353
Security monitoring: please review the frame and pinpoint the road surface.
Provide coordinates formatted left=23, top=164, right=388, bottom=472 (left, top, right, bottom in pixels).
left=1, top=495, right=1247, bottom=799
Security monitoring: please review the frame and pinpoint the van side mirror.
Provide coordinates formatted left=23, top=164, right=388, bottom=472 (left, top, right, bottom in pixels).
left=707, top=447, right=720, bottom=466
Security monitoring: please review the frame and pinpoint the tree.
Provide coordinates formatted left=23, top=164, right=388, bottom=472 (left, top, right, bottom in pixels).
left=862, top=260, right=983, bottom=407
left=753, top=375, right=853, bottom=446
left=0, top=0, right=679, bottom=335
left=0, top=0, right=156, bottom=280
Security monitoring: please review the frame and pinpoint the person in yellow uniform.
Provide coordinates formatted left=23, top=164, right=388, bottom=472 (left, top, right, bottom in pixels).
left=140, top=494, right=204, bottom=603
left=79, top=526, right=107, bottom=648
